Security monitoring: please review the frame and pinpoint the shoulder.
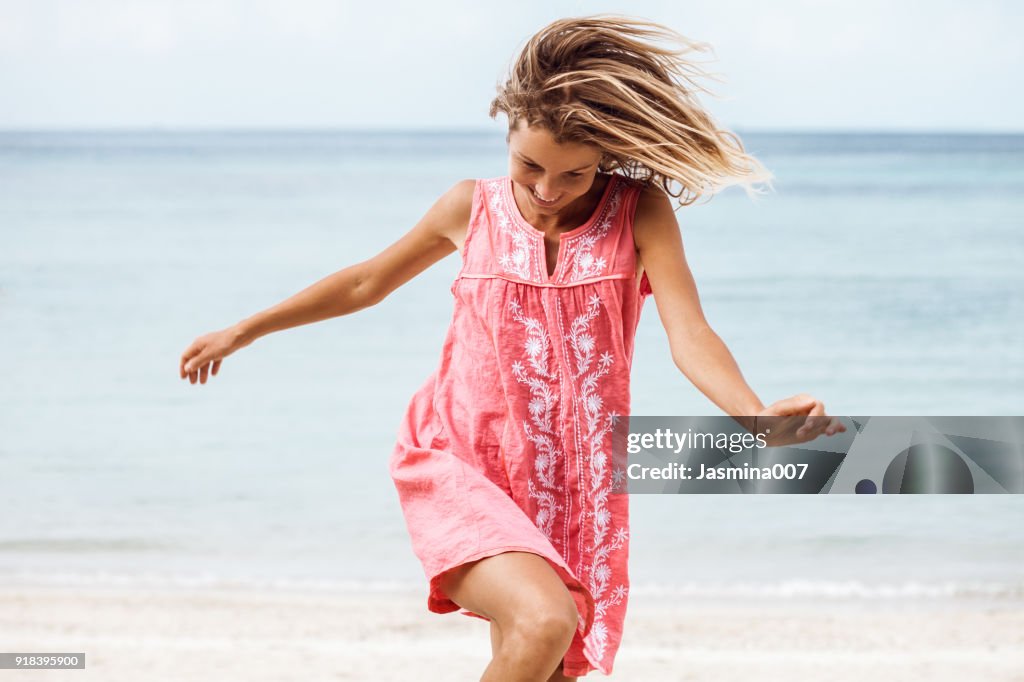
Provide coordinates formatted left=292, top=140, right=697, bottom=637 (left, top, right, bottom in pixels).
left=629, top=181, right=680, bottom=251
left=427, top=178, right=477, bottom=245
left=452, top=177, right=478, bottom=197
left=444, top=178, right=478, bottom=214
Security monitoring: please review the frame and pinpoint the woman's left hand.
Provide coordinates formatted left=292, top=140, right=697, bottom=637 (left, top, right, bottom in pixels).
left=754, top=394, right=846, bottom=447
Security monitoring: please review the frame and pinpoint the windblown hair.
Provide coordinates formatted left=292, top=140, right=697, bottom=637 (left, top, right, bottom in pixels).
left=489, top=14, right=775, bottom=207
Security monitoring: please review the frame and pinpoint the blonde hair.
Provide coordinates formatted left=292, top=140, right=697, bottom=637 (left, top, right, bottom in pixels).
left=489, top=14, right=775, bottom=207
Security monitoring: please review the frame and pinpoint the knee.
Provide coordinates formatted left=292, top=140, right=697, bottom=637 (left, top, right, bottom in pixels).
left=504, top=599, right=578, bottom=653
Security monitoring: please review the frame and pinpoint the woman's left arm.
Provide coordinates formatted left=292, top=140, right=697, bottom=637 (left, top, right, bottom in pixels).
left=632, top=185, right=844, bottom=443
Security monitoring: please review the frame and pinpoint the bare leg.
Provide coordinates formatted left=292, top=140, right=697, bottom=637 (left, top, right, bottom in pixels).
left=490, top=620, right=578, bottom=682
left=438, top=551, right=578, bottom=682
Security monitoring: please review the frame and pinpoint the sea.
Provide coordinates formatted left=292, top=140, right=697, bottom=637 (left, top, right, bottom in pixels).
left=1, top=129, right=1022, bottom=601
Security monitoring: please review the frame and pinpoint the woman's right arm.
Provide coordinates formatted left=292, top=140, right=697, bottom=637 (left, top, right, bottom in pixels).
left=179, top=178, right=476, bottom=384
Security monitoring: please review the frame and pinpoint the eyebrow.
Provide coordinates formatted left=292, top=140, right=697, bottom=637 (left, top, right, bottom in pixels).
left=516, top=153, right=594, bottom=173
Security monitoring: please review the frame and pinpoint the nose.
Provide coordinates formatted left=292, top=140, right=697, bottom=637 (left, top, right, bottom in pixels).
left=535, top=178, right=562, bottom=197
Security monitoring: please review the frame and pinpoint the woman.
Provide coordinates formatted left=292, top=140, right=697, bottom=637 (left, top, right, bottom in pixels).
left=180, top=14, right=844, bottom=680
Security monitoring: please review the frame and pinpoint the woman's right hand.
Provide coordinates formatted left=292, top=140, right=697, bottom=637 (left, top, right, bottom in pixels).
left=179, top=324, right=249, bottom=385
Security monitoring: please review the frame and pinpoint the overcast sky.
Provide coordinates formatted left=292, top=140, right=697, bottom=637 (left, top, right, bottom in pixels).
left=1, top=0, right=1021, bottom=131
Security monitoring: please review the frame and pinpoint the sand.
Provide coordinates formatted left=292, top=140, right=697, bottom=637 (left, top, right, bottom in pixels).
left=1, top=584, right=1022, bottom=681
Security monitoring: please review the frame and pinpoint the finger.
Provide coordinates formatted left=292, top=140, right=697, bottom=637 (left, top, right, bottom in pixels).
left=183, top=353, right=204, bottom=376
left=212, top=359, right=221, bottom=376
left=811, top=411, right=835, bottom=432
left=808, top=401, right=828, bottom=432
left=200, top=362, right=210, bottom=384
left=186, top=356, right=203, bottom=383
left=180, top=341, right=202, bottom=377
left=798, top=401, right=827, bottom=436
left=819, top=413, right=835, bottom=436
left=826, top=417, right=847, bottom=436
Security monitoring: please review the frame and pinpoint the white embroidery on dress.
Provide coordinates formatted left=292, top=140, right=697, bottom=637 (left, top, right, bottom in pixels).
left=495, top=177, right=634, bottom=672
left=565, top=292, right=629, bottom=668
left=562, top=181, right=623, bottom=282
left=488, top=178, right=538, bottom=281
left=507, top=297, right=564, bottom=545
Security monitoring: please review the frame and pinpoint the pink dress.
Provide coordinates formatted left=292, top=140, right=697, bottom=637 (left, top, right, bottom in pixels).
left=389, top=172, right=652, bottom=677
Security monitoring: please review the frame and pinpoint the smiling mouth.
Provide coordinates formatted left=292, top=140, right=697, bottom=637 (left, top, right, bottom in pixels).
left=530, top=188, right=562, bottom=205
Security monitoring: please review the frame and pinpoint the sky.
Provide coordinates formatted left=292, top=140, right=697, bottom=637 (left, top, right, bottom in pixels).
left=0, top=0, right=1021, bottom=131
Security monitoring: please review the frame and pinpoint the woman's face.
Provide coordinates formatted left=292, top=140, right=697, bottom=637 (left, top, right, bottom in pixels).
left=507, top=120, right=604, bottom=213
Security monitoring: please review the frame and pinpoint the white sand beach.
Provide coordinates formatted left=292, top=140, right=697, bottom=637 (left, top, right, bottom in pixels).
left=2, top=584, right=1021, bottom=681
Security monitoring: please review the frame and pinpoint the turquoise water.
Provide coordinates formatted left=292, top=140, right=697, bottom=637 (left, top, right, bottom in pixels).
left=1, top=130, right=1021, bottom=597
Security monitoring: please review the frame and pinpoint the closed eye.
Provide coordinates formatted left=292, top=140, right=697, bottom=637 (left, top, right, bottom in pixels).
left=523, top=161, right=584, bottom=178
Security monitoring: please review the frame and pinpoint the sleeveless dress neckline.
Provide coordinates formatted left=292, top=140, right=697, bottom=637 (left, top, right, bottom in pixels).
left=502, top=174, right=620, bottom=284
